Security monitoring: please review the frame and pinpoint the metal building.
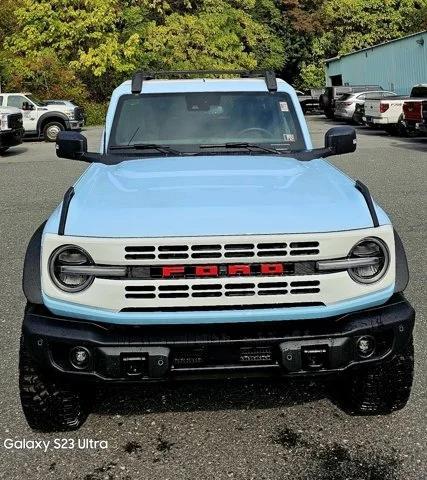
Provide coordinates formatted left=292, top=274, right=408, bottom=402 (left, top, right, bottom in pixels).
left=325, top=31, right=427, bottom=95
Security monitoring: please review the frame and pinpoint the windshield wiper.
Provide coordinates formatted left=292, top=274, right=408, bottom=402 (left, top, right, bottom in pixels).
left=199, top=142, right=288, bottom=155
left=109, top=144, right=182, bottom=156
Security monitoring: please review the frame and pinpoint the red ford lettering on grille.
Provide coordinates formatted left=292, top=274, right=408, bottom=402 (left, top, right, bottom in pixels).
left=195, top=265, right=219, bottom=277
left=160, top=263, right=286, bottom=278
left=162, top=266, right=185, bottom=277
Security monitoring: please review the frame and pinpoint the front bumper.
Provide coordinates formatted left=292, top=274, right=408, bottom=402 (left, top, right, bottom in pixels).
left=23, top=294, right=414, bottom=383
left=334, top=110, right=353, bottom=119
left=417, top=122, right=427, bottom=133
left=65, top=120, right=85, bottom=130
left=0, top=129, right=24, bottom=148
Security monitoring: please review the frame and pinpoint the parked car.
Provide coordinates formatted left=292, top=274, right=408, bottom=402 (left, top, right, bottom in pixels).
left=0, top=105, right=24, bottom=154
left=20, top=70, right=414, bottom=431
left=364, top=84, right=427, bottom=136
left=335, top=91, right=396, bottom=122
left=0, top=93, right=85, bottom=141
left=319, top=85, right=383, bottom=119
left=295, top=89, right=323, bottom=114
left=402, top=85, right=427, bottom=133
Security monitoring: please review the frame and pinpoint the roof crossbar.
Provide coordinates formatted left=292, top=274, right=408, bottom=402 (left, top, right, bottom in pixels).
left=130, top=70, right=277, bottom=94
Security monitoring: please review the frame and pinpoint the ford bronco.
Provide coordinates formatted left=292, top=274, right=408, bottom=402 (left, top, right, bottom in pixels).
left=20, top=71, right=414, bottom=431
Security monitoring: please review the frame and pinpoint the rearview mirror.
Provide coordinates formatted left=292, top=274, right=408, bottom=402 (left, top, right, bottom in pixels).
left=325, top=127, right=357, bottom=155
left=56, top=131, right=87, bottom=160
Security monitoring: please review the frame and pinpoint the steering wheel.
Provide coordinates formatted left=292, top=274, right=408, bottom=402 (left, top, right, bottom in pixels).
left=237, top=127, right=273, bottom=139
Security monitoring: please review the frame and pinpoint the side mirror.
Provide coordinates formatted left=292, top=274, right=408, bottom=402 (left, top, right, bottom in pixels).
left=325, top=127, right=356, bottom=155
left=22, top=102, right=34, bottom=111
left=56, top=131, right=87, bottom=160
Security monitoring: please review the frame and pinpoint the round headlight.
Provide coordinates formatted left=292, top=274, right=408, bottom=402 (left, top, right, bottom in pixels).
left=49, top=245, right=94, bottom=292
left=348, top=237, right=389, bottom=284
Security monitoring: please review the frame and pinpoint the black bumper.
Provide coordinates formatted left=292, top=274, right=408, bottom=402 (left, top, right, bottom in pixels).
left=23, top=294, right=414, bottom=383
left=0, top=129, right=23, bottom=148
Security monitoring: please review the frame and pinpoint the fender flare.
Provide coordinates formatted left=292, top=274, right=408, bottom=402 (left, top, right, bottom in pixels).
left=394, top=229, right=409, bottom=293
left=36, top=112, right=69, bottom=134
left=22, top=221, right=46, bottom=305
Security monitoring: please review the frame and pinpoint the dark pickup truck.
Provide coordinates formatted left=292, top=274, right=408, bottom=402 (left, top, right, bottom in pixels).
left=402, top=85, right=427, bottom=134
left=0, top=106, right=24, bottom=154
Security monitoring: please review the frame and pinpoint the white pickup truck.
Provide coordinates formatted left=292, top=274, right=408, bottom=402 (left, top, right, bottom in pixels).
left=364, top=84, right=427, bottom=136
left=0, top=93, right=84, bottom=141
left=0, top=106, right=24, bottom=153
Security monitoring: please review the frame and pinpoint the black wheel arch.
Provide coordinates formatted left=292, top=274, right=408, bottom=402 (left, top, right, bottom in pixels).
left=394, top=229, right=409, bottom=293
left=22, top=221, right=46, bottom=305
left=37, top=112, right=69, bottom=134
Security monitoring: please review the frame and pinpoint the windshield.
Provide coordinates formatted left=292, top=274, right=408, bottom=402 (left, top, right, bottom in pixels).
left=411, top=86, right=427, bottom=98
left=26, top=94, right=46, bottom=107
left=109, top=92, right=305, bottom=153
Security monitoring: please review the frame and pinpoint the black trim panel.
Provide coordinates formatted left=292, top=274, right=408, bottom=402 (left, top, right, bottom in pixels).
left=58, top=187, right=75, bottom=235
left=22, top=222, right=46, bottom=304
left=355, top=180, right=379, bottom=227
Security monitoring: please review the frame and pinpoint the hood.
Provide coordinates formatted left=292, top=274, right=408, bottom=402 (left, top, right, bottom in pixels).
left=47, top=156, right=389, bottom=237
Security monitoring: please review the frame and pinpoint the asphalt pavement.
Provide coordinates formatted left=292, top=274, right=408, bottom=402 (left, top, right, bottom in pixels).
left=0, top=117, right=425, bottom=480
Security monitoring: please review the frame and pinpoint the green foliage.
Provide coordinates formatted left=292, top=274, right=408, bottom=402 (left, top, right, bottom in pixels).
left=1, top=0, right=426, bottom=123
left=298, top=63, right=325, bottom=90
left=84, top=102, right=109, bottom=126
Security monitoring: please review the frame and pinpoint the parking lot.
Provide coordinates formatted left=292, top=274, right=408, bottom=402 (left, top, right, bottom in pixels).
left=0, top=116, right=425, bottom=480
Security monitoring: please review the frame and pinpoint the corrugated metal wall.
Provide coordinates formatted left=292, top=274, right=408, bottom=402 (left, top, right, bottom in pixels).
left=325, top=31, right=427, bottom=95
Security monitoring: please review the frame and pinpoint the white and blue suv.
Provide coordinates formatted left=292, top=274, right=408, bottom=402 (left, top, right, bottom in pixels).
left=20, top=71, right=414, bottom=431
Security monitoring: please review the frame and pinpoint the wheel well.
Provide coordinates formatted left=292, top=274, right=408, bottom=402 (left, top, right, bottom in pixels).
left=39, top=116, right=66, bottom=133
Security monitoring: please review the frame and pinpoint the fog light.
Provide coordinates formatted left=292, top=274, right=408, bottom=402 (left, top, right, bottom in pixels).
left=69, top=346, right=91, bottom=370
left=356, top=336, right=376, bottom=358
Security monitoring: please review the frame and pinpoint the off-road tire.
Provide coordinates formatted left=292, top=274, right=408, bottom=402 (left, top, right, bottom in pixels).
left=42, top=121, right=64, bottom=142
left=19, top=336, right=90, bottom=431
left=337, top=338, right=414, bottom=415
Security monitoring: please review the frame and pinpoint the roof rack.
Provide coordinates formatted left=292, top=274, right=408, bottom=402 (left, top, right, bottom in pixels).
left=130, top=70, right=277, bottom=95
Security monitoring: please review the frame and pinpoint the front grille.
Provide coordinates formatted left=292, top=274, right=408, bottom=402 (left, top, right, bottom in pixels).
left=74, top=107, right=85, bottom=121
left=8, top=113, right=23, bottom=130
left=125, top=240, right=320, bottom=261
left=125, top=280, right=320, bottom=300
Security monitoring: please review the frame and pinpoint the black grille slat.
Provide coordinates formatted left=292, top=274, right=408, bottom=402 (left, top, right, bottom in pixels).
left=158, top=245, right=188, bottom=252
left=258, top=243, right=287, bottom=249
left=289, top=249, right=319, bottom=256
left=191, top=252, right=222, bottom=259
left=224, top=252, right=255, bottom=258
left=191, top=245, right=221, bottom=251
left=158, top=253, right=189, bottom=259
left=125, top=286, right=156, bottom=292
left=192, top=292, right=222, bottom=298
left=258, top=251, right=287, bottom=257
left=125, top=294, right=156, bottom=299
left=125, top=254, right=156, bottom=260
left=291, top=288, right=320, bottom=294
left=290, top=280, right=320, bottom=287
left=125, top=246, right=155, bottom=252
left=258, top=282, right=288, bottom=288
left=158, top=285, right=189, bottom=291
left=224, top=244, right=254, bottom=250
left=192, top=284, right=222, bottom=290
left=158, top=293, right=189, bottom=298
left=259, top=289, right=288, bottom=295
left=225, top=291, right=255, bottom=297
left=225, top=283, right=255, bottom=289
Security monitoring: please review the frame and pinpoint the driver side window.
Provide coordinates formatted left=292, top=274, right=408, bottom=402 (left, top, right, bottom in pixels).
left=7, top=95, right=29, bottom=109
